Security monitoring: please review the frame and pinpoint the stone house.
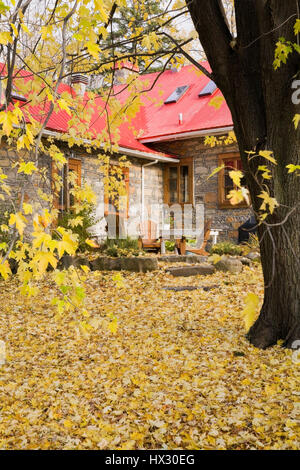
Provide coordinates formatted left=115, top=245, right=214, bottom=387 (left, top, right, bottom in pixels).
left=0, top=63, right=251, bottom=243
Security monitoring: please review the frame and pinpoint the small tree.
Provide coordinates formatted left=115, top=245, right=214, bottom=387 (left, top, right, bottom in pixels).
left=106, top=0, right=183, bottom=71
left=0, top=0, right=190, bottom=324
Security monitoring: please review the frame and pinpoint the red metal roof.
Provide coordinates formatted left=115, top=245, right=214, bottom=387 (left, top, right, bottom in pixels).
left=113, top=63, right=233, bottom=142
left=1, top=62, right=233, bottom=156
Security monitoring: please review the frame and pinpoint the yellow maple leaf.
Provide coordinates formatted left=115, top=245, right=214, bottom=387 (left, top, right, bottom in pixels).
left=242, top=293, right=259, bottom=332
left=57, top=98, right=72, bottom=116
left=9, top=212, right=27, bottom=236
left=227, top=189, right=244, bottom=205
left=259, top=150, right=277, bottom=165
left=80, top=265, right=90, bottom=274
left=0, top=111, right=14, bottom=136
left=17, top=161, right=38, bottom=175
left=10, top=23, right=19, bottom=37
left=20, top=21, right=31, bottom=35
left=23, top=203, right=33, bottom=215
left=258, top=191, right=279, bottom=214
left=94, top=0, right=109, bottom=22
left=108, top=318, right=118, bottom=334
left=85, top=238, right=99, bottom=248
left=229, top=170, right=243, bottom=187
left=0, top=31, right=13, bottom=45
left=36, top=252, right=58, bottom=274
left=86, top=41, right=101, bottom=59
left=293, top=114, right=300, bottom=129
left=0, top=259, right=12, bottom=280
left=207, top=164, right=225, bottom=179
left=63, top=419, right=73, bottom=429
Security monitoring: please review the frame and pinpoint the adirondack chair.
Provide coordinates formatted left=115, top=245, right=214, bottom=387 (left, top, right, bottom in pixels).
left=138, top=220, right=162, bottom=253
left=174, top=237, right=187, bottom=255
left=184, top=219, right=212, bottom=256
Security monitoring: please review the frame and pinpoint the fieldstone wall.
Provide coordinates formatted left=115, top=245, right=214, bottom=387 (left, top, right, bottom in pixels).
left=0, top=146, right=52, bottom=236
left=149, top=137, right=251, bottom=242
left=0, top=142, right=164, bottom=241
left=0, top=147, right=51, bottom=204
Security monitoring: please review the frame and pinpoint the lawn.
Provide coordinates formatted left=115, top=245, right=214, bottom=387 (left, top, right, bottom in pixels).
left=0, top=264, right=299, bottom=450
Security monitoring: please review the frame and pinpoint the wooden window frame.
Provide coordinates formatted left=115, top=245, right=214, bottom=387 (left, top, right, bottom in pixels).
left=52, top=157, right=81, bottom=212
left=68, top=158, right=81, bottom=187
left=218, top=152, right=247, bottom=209
left=164, top=157, right=194, bottom=206
left=104, top=165, right=129, bottom=218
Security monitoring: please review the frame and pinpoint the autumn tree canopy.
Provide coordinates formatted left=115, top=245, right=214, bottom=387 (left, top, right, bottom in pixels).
left=0, top=0, right=192, bottom=329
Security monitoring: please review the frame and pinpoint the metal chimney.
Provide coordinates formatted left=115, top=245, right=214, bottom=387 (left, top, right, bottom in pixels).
left=70, top=74, right=89, bottom=96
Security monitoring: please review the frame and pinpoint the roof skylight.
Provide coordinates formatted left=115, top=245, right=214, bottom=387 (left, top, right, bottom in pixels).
left=198, top=80, right=217, bottom=97
left=164, top=85, right=189, bottom=104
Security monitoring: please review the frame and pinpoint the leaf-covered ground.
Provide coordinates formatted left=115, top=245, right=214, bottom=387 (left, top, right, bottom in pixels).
left=0, top=264, right=299, bottom=450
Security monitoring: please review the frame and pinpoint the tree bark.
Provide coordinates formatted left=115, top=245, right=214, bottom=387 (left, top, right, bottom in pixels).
left=186, top=0, right=300, bottom=348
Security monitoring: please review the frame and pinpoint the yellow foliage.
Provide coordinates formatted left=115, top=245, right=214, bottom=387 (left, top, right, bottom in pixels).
left=229, top=170, right=243, bottom=187
left=9, top=212, right=27, bottom=237
left=227, top=189, right=244, bottom=205
left=0, top=266, right=298, bottom=450
left=259, top=150, right=277, bottom=165
left=23, top=203, right=33, bottom=215
left=0, top=258, right=11, bottom=280
left=17, top=161, right=38, bottom=175
left=242, top=293, right=260, bottom=331
left=57, top=99, right=72, bottom=116
left=0, top=31, right=13, bottom=45
left=85, top=238, right=99, bottom=248
left=258, top=191, right=279, bottom=214
left=293, top=114, right=300, bottom=129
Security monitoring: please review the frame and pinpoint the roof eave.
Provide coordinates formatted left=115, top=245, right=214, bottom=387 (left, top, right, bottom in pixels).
left=139, top=126, right=234, bottom=144
left=41, top=128, right=179, bottom=163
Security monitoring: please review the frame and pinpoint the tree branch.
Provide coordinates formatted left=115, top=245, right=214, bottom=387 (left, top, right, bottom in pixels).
left=186, top=0, right=233, bottom=81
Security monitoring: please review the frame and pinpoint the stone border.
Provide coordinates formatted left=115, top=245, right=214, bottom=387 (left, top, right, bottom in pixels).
left=60, top=255, right=158, bottom=273
left=159, top=255, right=207, bottom=263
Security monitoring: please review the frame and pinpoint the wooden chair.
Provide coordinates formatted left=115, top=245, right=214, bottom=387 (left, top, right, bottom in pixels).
left=175, top=237, right=187, bottom=255
left=184, top=219, right=212, bottom=256
left=138, top=220, right=162, bottom=253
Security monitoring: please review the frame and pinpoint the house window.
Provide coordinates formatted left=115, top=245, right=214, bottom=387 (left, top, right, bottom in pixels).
left=104, top=165, right=129, bottom=217
left=218, top=153, right=246, bottom=208
left=52, top=158, right=81, bottom=212
left=164, top=158, right=193, bottom=205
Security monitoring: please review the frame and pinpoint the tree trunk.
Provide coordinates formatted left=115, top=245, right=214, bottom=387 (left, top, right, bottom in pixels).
left=241, top=130, right=300, bottom=349
left=186, top=0, right=300, bottom=348
left=249, top=217, right=300, bottom=349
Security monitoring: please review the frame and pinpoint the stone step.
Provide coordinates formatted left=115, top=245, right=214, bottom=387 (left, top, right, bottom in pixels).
left=162, top=284, right=219, bottom=291
left=159, top=255, right=207, bottom=263
left=166, top=264, right=216, bottom=277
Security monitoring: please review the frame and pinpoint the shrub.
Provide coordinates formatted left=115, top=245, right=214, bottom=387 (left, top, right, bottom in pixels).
left=56, top=205, right=98, bottom=252
left=165, top=240, right=175, bottom=252
left=210, top=241, right=243, bottom=256
left=241, top=234, right=260, bottom=255
left=102, top=237, right=141, bottom=257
